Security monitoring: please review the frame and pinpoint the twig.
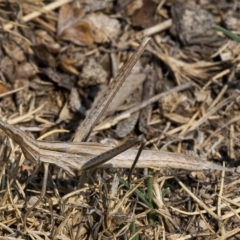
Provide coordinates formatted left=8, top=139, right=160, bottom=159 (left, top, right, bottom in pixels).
left=4, top=0, right=73, bottom=31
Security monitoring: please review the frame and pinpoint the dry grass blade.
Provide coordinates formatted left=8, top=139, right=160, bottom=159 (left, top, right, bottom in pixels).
left=174, top=176, right=219, bottom=220
left=146, top=45, right=228, bottom=85
left=73, top=37, right=151, bottom=142
left=4, top=0, right=73, bottom=31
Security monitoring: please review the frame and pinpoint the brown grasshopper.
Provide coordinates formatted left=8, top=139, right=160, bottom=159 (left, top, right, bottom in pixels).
left=0, top=119, right=228, bottom=173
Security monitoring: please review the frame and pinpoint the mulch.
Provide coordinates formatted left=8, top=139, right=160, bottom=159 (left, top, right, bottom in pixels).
left=0, top=0, right=240, bottom=239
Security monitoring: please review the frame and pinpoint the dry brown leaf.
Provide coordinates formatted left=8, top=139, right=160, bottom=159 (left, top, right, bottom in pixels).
left=129, top=0, right=158, bottom=28
left=57, top=4, right=94, bottom=46
left=107, top=73, right=146, bottom=114
left=56, top=102, right=70, bottom=124
left=69, top=88, right=81, bottom=112
left=194, top=90, right=212, bottom=105
left=116, top=86, right=142, bottom=138
left=40, top=67, right=75, bottom=90
left=59, top=20, right=94, bottom=46
left=60, top=57, right=80, bottom=76
left=32, top=44, right=56, bottom=68
left=78, top=58, right=107, bottom=87
left=86, top=13, right=121, bottom=43
left=2, top=43, right=25, bottom=62
left=159, top=92, right=179, bottom=114
left=126, top=0, right=143, bottom=16
left=58, top=3, right=85, bottom=34
left=14, top=79, right=29, bottom=106
left=0, top=83, right=10, bottom=94
left=0, top=56, right=15, bottom=82
left=16, top=61, right=38, bottom=79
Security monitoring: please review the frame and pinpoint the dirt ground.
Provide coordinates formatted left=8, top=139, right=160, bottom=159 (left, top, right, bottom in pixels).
left=0, top=0, right=240, bottom=239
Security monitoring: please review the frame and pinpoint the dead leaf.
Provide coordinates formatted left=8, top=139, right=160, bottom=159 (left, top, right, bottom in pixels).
left=194, top=90, right=212, bottom=105
left=2, top=42, right=25, bottom=62
left=14, top=79, right=29, bottom=106
left=129, top=0, right=158, bottom=28
left=78, top=58, right=107, bottom=87
left=116, top=86, right=142, bottom=138
left=107, top=73, right=146, bottom=114
left=126, top=0, right=143, bottom=16
left=0, top=83, right=9, bottom=94
left=57, top=4, right=94, bottom=46
left=56, top=102, right=70, bottom=124
left=32, top=44, right=56, bottom=68
left=86, top=13, right=121, bottom=43
left=69, top=88, right=81, bottom=112
left=40, top=67, right=75, bottom=90
left=58, top=4, right=85, bottom=35
left=0, top=56, right=15, bottom=82
left=16, top=61, right=38, bottom=79
left=59, top=20, right=94, bottom=46
left=60, top=57, right=80, bottom=76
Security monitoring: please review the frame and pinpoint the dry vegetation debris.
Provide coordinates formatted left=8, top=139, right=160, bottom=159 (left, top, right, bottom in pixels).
left=0, top=0, right=240, bottom=239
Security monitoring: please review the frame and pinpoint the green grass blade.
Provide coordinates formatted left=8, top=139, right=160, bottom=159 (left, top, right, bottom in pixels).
left=213, top=24, right=240, bottom=42
left=118, top=177, right=154, bottom=209
left=130, top=222, right=139, bottom=240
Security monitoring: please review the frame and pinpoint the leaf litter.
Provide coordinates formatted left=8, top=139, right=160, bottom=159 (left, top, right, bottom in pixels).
left=0, top=0, right=240, bottom=239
